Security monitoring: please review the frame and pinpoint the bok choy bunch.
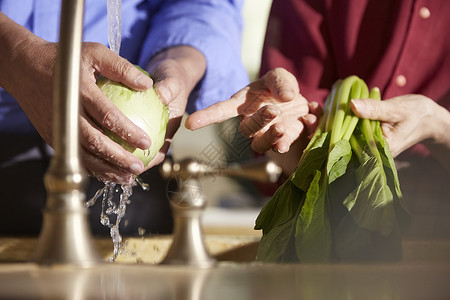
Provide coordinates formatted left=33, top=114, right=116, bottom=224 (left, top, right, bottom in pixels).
left=255, top=76, right=410, bottom=263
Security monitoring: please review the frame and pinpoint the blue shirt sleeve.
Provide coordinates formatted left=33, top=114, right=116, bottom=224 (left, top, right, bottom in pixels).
left=0, top=0, right=250, bottom=135
left=138, top=0, right=250, bottom=113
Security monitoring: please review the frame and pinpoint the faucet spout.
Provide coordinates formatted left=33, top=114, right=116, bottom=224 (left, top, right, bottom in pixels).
left=31, top=0, right=101, bottom=266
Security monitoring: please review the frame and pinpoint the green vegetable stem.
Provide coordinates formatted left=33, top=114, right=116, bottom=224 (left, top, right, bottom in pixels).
left=255, top=76, right=410, bottom=263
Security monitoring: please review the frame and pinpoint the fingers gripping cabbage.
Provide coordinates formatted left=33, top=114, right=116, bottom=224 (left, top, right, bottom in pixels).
left=96, top=70, right=169, bottom=167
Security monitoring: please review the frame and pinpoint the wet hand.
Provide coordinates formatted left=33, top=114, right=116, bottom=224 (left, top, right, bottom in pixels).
left=78, top=43, right=159, bottom=184
left=142, top=46, right=207, bottom=170
left=9, top=38, right=154, bottom=184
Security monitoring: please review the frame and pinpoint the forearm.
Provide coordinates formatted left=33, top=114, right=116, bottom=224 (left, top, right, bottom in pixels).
left=139, top=0, right=248, bottom=113
left=0, top=12, right=42, bottom=94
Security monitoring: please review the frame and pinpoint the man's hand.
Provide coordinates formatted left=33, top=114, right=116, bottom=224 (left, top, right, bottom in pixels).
left=1, top=14, right=208, bottom=184
left=143, top=45, right=207, bottom=169
left=3, top=19, right=155, bottom=184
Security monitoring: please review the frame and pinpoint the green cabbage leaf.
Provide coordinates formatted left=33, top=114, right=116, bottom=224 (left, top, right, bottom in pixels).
left=96, top=70, right=169, bottom=167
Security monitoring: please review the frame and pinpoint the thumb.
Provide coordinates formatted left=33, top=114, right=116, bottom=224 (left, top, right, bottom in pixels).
left=350, top=99, right=399, bottom=122
left=93, top=45, right=153, bottom=91
left=263, top=68, right=299, bottom=102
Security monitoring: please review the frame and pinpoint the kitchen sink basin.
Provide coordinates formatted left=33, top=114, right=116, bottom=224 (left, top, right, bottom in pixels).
left=0, top=234, right=261, bottom=264
left=1, top=235, right=449, bottom=264
left=0, top=235, right=449, bottom=299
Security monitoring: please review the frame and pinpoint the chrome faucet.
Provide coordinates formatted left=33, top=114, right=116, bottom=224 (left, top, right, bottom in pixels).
left=31, top=0, right=101, bottom=266
left=29, top=0, right=282, bottom=268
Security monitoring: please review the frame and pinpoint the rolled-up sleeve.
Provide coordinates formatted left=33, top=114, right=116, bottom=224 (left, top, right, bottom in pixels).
left=138, top=0, right=250, bottom=113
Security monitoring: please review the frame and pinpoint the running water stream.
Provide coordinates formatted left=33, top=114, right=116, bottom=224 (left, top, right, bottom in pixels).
left=86, top=179, right=149, bottom=262
left=107, top=0, right=122, bottom=55
left=86, top=182, right=130, bottom=262
left=85, top=0, right=127, bottom=262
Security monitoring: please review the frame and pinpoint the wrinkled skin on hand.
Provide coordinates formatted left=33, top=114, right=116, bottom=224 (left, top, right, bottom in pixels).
left=2, top=6, right=207, bottom=185
left=142, top=45, right=207, bottom=170
left=9, top=38, right=158, bottom=185
left=351, top=94, right=450, bottom=172
left=186, top=68, right=320, bottom=154
left=351, top=94, right=449, bottom=157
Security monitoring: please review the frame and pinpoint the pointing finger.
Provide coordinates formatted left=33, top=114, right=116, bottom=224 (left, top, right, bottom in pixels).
left=185, top=88, right=249, bottom=130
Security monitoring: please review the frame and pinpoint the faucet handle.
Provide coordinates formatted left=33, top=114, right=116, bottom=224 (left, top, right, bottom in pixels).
left=160, top=178, right=216, bottom=268
left=160, top=157, right=282, bottom=183
left=159, top=156, right=282, bottom=268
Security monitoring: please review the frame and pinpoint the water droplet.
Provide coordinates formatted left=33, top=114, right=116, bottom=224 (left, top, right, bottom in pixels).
left=135, top=176, right=150, bottom=191
left=138, top=227, right=146, bottom=236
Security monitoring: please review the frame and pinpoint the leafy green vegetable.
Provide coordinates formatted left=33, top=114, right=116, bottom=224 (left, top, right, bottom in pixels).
left=295, top=170, right=331, bottom=262
left=255, top=180, right=304, bottom=262
left=255, top=76, right=410, bottom=263
left=96, top=68, right=169, bottom=167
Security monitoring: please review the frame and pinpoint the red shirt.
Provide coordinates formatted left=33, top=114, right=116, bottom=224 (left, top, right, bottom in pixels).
left=261, top=0, right=450, bottom=116
left=258, top=0, right=450, bottom=231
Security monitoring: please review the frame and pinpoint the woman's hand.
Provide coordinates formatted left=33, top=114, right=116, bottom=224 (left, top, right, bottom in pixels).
left=186, top=68, right=319, bottom=154
left=351, top=94, right=450, bottom=171
left=351, top=94, right=450, bottom=156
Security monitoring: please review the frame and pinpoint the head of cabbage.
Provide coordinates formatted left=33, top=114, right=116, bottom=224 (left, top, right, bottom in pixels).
left=96, top=70, right=169, bottom=167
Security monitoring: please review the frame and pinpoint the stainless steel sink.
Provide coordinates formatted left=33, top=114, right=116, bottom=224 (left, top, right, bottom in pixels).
left=0, top=236, right=449, bottom=299
left=0, top=235, right=260, bottom=264
left=2, top=235, right=449, bottom=264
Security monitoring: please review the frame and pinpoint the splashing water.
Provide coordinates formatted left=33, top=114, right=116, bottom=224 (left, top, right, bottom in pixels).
left=86, top=178, right=149, bottom=262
